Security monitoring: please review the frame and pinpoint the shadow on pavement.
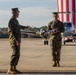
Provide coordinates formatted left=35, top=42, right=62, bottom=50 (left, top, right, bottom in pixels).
left=1, top=71, right=76, bottom=74
left=63, top=44, right=76, bottom=46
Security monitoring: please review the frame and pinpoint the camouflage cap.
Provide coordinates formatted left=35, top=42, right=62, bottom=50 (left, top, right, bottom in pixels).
left=52, top=12, right=58, bottom=16
left=12, top=8, right=20, bottom=12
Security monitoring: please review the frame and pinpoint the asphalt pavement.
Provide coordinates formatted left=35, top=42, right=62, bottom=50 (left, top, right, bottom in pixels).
left=0, top=38, right=76, bottom=75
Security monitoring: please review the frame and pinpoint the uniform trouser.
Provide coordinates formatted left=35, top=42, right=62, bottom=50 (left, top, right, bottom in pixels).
left=10, top=45, right=20, bottom=66
left=50, top=39, right=62, bottom=61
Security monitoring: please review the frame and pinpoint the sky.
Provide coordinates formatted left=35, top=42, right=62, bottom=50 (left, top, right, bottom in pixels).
left=0, top=0, right=57, bottom=27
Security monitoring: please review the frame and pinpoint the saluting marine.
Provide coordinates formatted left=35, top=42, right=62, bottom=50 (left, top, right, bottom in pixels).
left=7, top=8, right=29, bottom=74
left=48, top=12, right=64, bottom=67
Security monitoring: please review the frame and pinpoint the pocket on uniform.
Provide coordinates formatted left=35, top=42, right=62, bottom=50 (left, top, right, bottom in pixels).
left=10, top=40, right=16, bottom=46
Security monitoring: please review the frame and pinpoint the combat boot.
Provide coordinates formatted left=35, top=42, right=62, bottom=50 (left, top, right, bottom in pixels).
left=7, top=66, right=18, bottom=74
left=57, top=61, right=60, bottom=67
left=52, top=61, right=57, bottom=67
left=13, top=66, right=22, bottom=74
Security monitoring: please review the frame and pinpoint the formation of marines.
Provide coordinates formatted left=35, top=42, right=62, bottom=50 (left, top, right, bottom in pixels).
left=7, top=8, right=64, bottom=74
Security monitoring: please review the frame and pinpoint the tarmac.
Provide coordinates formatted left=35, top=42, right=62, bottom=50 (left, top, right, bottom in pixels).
left=0, top=38, right=76, bottom=75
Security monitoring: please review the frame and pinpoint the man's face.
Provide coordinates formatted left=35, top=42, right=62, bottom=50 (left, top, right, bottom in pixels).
left=53, top=15, right=58, bottom=20
left=16, top=11, right=19, bottom=18
left=12, top=11, right=19, bottom=18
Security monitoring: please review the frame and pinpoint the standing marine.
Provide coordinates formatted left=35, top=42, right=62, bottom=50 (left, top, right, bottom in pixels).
left=7, top=8, right=29, bottom=74
left=48, top=12, right=64, bottom=67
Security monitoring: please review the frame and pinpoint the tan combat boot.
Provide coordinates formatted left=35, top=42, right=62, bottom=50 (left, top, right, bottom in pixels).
left=52, top=61, right=57, bottom=67
left=7, top=66, right=17, bottom=74
left=13, top=66, right=22, bottom=74
left=57, top=61, right=60, bottom=67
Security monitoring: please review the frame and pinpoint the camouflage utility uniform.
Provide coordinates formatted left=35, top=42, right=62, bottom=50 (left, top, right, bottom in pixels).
left=8, top=17, right=25, bottom=66
left=48, top=20, right=64, bottom=62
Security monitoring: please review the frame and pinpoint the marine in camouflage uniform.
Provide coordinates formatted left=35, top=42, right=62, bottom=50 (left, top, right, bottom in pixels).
left=48, top=12, right=64, bottom=67
left=7, top=8, right=29, bottom=74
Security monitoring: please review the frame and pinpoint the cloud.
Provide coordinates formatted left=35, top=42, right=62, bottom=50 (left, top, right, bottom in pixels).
left=0, top=0, right=8, bottom=1
left=18, top=7, right=52, bottom=27
left=0, top=0, right=55, bottom=2
left=0, top=0, right=32, bottom=2
left=0, top=0, right=19, bottom=2
left=0, top=9, right=11, bottom=27
left=20, top=7, right=51, bottom=18
left=0, top=9, right=11, bottom=16
left=0, top=7, right=56, bottom=27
